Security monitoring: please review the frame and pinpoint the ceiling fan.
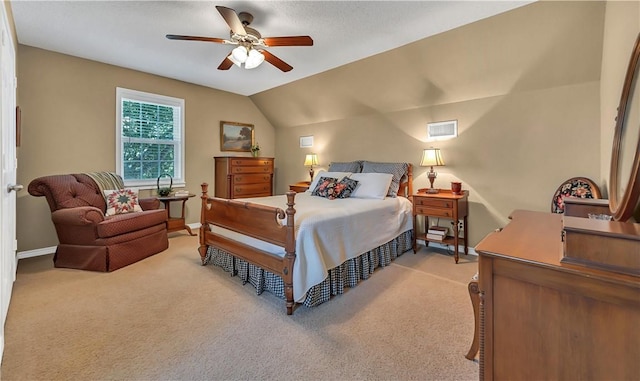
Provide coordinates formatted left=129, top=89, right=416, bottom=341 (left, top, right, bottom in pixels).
left=166, top=5, right=313, bottom=72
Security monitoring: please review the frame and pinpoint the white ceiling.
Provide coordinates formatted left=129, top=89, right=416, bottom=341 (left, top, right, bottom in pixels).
left=11, top=1, right=534, bottom=96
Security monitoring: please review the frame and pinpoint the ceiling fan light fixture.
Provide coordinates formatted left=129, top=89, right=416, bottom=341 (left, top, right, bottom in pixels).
left=231, top=45, right=248, bottom=63
left=244, top=49, right=264, bottom=69
left=227, top=54, right=243, bottom=67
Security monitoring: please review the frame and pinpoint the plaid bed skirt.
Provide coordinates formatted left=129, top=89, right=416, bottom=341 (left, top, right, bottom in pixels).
left=204, top=230, right=413, bottom=308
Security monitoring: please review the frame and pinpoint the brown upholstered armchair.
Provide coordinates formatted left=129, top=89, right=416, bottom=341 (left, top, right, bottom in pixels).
left=28, top=173, right=169, bottom=272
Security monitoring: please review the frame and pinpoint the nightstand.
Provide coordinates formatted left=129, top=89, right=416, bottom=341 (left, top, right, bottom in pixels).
left=289, top=181, right=311, bottom=193
left=412, top=189, right=469, bottom=263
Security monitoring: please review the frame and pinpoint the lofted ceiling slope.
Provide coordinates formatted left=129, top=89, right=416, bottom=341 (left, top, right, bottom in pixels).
left=11, top=1, right=534, bottom=96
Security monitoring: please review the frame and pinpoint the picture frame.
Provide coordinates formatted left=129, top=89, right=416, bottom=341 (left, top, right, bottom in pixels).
left=220, top=121, right=254, bottom=152
left=299, top=135, right=314, bottom=148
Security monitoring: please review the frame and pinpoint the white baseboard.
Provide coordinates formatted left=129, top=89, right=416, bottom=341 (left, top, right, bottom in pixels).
left=17, top=246, right=56, bottom=260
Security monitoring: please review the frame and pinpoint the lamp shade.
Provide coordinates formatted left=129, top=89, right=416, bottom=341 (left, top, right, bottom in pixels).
left=420, top=148, right=445, bottom=167
left=245, top=49, right=265, bottom=69
left=231, top=46, right=248, bottom=63
left=304, top=154, right=319, bottom=167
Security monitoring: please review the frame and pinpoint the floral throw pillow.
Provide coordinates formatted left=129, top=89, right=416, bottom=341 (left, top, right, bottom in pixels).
left=103, top=189, right=143, bottom=216
left=311, top=177, right=340, bottom=199
left=336, top=177, right=359, bottom=199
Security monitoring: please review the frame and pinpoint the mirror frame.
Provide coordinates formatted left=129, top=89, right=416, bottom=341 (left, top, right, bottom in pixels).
left=609, top=32, right=640, bottom=221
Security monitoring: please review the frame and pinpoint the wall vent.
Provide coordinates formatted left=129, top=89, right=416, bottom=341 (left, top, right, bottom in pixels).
left=427, top=120, right=458, bottom=140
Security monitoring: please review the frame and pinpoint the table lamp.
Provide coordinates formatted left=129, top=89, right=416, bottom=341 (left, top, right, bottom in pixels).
left=420, top=148, right=445, bottom=194
left=304, top=153, right=319, bottom=183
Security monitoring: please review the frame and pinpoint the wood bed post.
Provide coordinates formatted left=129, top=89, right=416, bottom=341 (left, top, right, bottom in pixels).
left=198, top=182, right=210, bottom=265
left=407, top=164, right=413, bottom=197
left=283, top=191, right=296, bottom=315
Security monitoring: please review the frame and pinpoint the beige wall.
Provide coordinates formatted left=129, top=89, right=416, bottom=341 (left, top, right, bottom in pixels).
left=251, top=1, right=605, bottom=246
left=16, top=46, right=276, bottom=251
left=599, top=1, right=640, bottom=195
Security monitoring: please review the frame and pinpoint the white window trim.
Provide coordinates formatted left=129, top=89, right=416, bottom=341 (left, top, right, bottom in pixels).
left=116, top=87, right=185, bottom=189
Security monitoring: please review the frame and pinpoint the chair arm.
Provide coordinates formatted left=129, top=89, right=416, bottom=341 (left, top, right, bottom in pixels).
left=51, top=207, right=105, bottom=245
left=139, top=197, right=161, bottom=210
left=51, top=206, right=105, bottom=226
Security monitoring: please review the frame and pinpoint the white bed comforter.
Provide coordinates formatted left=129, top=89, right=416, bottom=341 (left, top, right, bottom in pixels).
left=210, top=191, right=413, bottom=302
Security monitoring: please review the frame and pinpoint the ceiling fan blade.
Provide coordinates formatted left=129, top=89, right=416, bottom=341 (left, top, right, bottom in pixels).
left=263, top=36, right=314, bottom=47
left=261, top=50, right=293, bottom=72
left=217, top=57, right=233, bottom=70
left=215, top=6, right=247, bottom=36
left=166, top=34, right=226, bottom=43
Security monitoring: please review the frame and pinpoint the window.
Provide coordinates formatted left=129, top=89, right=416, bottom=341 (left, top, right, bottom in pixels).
left=116, top=87, right=185, bottom=188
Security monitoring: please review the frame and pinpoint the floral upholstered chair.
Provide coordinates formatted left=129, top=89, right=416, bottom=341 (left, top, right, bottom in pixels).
left=551, top=177, right=602, bottom=214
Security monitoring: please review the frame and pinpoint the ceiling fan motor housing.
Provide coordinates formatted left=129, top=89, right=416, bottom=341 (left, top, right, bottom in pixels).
left=238, top=11, right=254, bottom=26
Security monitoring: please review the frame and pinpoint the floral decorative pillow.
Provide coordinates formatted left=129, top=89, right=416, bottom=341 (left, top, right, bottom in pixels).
left=336, top=177, right=359, bottom=199
left=311, top=177, right=340, bottom=199
left=103, top=189, right=143, bottom=216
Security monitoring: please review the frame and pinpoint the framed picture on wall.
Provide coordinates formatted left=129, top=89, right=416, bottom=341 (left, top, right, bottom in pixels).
left=220, top=121, right=254, bottom=152
left=300, top=135, right=314, bottom=148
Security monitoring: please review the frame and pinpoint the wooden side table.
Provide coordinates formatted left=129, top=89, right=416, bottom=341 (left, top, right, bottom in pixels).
left=289, top=181, right=311, bottom=193
left=412, top=189, right=469, bottom=263
left=158, top=194, right=197, bottom=236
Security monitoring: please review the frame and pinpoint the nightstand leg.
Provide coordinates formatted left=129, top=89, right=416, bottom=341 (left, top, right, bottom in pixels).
left=412, top=214, right=417, bottom=253
left=464, top=216, right=469, bottom=255
left=454, top=220, right=460, bottom=263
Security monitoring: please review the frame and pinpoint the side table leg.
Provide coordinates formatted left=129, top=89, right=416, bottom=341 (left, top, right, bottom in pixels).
left=184, top=225, right=197, bottom=236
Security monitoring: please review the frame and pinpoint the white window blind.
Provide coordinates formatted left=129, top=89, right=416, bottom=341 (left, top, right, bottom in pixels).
left=116, top=88, right=185, bottom=188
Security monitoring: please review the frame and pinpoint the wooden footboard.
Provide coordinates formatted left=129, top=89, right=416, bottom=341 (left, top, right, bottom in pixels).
left=198, top=183, right=297, bottom=314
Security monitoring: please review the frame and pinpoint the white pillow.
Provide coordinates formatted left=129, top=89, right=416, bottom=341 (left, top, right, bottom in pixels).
left=349, top=173, right=393, bottom=199
left=103, top=188, right=143, bottom=216
left=309, top=170, right=352, bottom=192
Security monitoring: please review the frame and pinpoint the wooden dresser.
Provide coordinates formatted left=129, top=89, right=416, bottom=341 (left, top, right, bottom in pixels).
left=214, top=156, right=274, bottom=199
left=475, top=210, right=640, bottom=380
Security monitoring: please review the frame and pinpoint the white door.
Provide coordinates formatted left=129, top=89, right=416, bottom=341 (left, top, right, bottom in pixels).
left=0, top=4, right=18, bottom=360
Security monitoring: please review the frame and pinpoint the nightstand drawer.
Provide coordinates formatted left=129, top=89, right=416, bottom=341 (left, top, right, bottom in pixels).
left=415, top=206, right=452, bottom=218
left=233, top=174, right=272, bottom=184
left=414, top=198, right=453, bottom=209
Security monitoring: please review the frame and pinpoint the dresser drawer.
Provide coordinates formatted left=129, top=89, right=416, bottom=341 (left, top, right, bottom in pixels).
left=229, top=158, right=273, bottom=167
left=233, top=174, right=272, bottom=184
left=415, top=206, right=452, bottom=218
left=231, top=166, right=273, bottom=174
left=414, top=198, right=453, bottom=209
left=233, top=183, right=272, bottom=197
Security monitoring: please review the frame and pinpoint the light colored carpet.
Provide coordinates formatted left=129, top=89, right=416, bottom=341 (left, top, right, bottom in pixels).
left=1, top=233, right=479, bottom=381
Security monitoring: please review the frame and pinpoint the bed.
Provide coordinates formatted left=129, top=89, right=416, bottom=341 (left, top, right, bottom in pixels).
left=198, top=161, right=414, bottom=314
